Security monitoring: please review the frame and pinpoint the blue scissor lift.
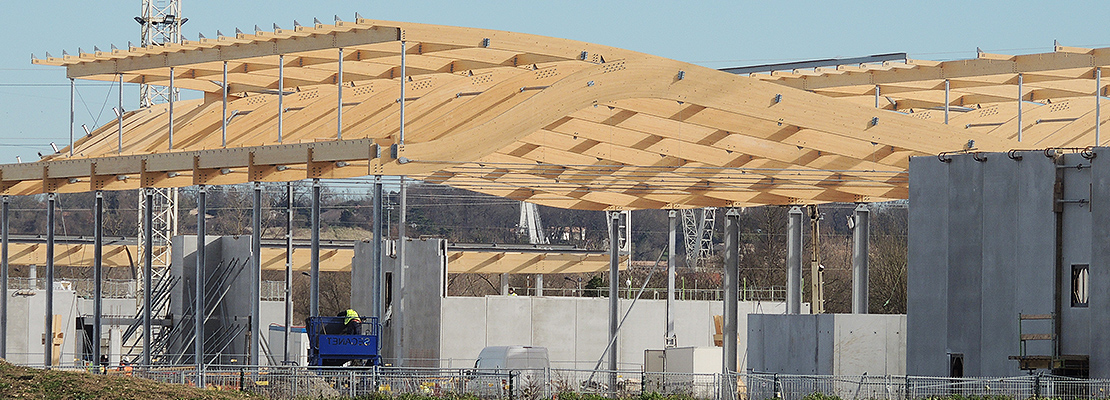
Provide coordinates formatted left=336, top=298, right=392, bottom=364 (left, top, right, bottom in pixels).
left=306, top=316, right=381, bottom=367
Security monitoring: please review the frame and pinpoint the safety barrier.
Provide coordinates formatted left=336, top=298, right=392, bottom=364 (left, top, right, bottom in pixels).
left=15, top=364, right=1110, bottom=400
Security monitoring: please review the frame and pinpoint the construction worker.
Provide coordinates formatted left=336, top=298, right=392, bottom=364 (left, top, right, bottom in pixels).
left=344, top=308, right=361, bottom=335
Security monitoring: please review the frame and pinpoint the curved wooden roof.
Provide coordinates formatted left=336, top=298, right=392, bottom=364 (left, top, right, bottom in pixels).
left=23, top=20, right=1110, bottom=209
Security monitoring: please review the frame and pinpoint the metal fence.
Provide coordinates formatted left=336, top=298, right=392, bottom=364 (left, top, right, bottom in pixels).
left=18, top=364, right=1110, bottom=400
left=514, top=286, right=786, bottom=302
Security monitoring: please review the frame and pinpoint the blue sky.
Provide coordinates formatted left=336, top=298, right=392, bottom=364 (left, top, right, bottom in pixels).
left=0, top=1, right=1106, bottom=164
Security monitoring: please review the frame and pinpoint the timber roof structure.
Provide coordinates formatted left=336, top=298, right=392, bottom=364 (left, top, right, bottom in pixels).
left=24, top=19, right=1110, bottom=210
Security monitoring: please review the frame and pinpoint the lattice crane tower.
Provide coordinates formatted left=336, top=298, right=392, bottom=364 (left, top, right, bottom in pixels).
left=134, top=0, right=182, bottom=290
left=681, top=208, right=716, bottom=268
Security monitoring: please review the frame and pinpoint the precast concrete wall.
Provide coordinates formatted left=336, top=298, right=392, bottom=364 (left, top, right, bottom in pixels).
left=908, top=150, right=1110, bottom=377
left=439, top=296, right=788, bottom=370
left=747, top=313, right=905, bottom=375
left=4, top=289, right=78, bottom=366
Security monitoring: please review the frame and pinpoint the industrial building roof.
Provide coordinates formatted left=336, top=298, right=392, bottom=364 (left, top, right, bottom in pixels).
left=23, top=19, right=1110, bottom=209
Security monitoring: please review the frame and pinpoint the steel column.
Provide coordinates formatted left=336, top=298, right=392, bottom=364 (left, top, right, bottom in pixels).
left=852, top=204, right=870, bottom=314
left=278, top=55, right=284, bottom=143
left=222, top=61, right=227, bottom=147
left=666, top=210, right=676, bottom=345
left=944, top=79, right=950, bottom=125
left=395, top=176, right=406, bottom=365
left=0, top=196, right=7, bottom=359
left=723, top=209, right=739, bottom=375
left=283, top=182, right=293, bottom=363
left=195, top=185, right=206, bottom=375
left=45, top=193, right=55, bottom=366
left=250, top=182, right=262, bottom=364
left=93, top=191, right=103, bottom=367
left=69, top=79, right=74, bottom=156
left=118, top=74, right=123, bottom=154
left=1018, top=73, right=1024, bottom=142
left=1097, top=68, right=1102, bottom=146
left=787, top=206, right=803, bottom=314
left=372, top=177, right=383, bottom=322
left=400, top=41, right=406, bottom=145
left=608, top=211, right=619, bottom=381
left=500, top=275, right=510, bottom=295
left=142, top=189, right=153, bottom=365
left=168, top=67, right=174, bottom=150
left=874, top=85, right=880, bottom=108
left=310, top=179, right=320, bottom=317
left=337, top=48, right=343, bottom=140
left=535, top=275, right=543, bottom=296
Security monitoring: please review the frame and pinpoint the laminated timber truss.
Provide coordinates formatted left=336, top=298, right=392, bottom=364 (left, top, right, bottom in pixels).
left=24, top=19, right=1110, bottom=210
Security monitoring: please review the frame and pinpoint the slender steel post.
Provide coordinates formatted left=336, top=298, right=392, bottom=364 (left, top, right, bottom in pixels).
left=69, top=78, right=74, bottom=156
left=723, top=208, right=740, bottom=386
left=0, top=195, right=6, bottom=357
left=283, top=182, right=293, bottom=363
left=666, top=210, right=676, bottom=345
left=372, top=177, right=383, bottom=323
left=608, top=211, right=620, bottom=384
left=195, top=185, right=206, bottom=379
left=1018, top=73, right=1024, bottom=142
left=852, top=204, right=870, bottom=314
left=310, top=179, right=320, bottom=317
left=0, top=195, right=5, bottom=357
left=400, top=41, right=406, bottom=146
left=118, top=74, right=123, bottom=154
left=1097, top=68, right=1102, bottom=146
left=787, top=206, right=803, bottom=314
left=142, top=189, right=153, bottom=365
left=874, top=85, right=880, bottom=108
left=944, top=79, right=950, bottom=125
left=222, top=61, right=228, bottom=147
left=45, top=193, right=55, bottom=366
left=535, top=275, right=543, bottom=296
left=250, top=182, right=262, bottom=364
left=93, top=191, right=103, bottom=367
left=168, top=67, right=174, bottom=150
left=395, top=176, right=406, bottom=365
left=278, top=55, right=284, bottom=143
left=337, top=48, right=344, bottom=140
left=1, top=196, right=8, bottom=359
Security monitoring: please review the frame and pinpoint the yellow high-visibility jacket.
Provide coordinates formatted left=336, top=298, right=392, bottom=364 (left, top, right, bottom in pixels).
left=345, top=309, right=361, bottom=325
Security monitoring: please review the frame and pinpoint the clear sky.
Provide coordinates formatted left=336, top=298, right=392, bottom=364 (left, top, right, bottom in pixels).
left=0, top=1, right=1106, bottom=164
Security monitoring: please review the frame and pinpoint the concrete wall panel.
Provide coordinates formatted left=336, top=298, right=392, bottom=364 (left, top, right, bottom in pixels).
left=907, top=156, right=951, bottom=376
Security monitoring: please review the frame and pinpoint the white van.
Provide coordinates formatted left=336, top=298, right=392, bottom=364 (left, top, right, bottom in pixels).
left=475, top=346, right=550, bottom=371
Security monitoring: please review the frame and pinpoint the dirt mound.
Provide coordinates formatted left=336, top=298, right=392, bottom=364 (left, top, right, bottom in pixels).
left=0, top=360, right=260, bottom=400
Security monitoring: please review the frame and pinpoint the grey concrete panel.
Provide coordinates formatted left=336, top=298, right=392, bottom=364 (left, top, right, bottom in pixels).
left=947, top=155, right=984, bottom=375
left=1060, top=153, right=1093, bottom=359
left=907, top=155, right=951, bottom=376
left=439, top=296, right=487, bottom=368
left=531, top=297, right=578, bottom=365
left=485, top=296, right=533, bottom=346
left=1012, top=153, right=1056, bottom=361
left=1088, top=149, right=1110, bottom=376
left=832, top=314, right=906, bottom=375
left=619, top=299, right=665, bottom=367
left=979, top=155, right=1020, bottom=376
left=351, top=241, right=374, bottom=322
left=575, top=297, right=610, bottom=370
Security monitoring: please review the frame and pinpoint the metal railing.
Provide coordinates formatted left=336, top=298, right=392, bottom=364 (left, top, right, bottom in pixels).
left=514, top=286, right=786, bottom=301
left=261, top=280, right=286, bottom=301
left=6, top=278, right=137, bottom=298
left=16, top=364, right=1110, bottom=400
